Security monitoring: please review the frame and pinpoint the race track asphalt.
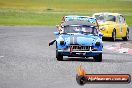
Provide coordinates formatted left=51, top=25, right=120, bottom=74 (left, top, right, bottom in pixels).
left=0, top=26, right=132, bottom=88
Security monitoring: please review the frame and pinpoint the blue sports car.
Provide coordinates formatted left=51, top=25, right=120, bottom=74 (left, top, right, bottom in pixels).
left=49, top=21, right=103, bottom=62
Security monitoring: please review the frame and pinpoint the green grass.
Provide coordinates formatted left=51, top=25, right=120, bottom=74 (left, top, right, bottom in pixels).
left=0, top=0, right=132, bottom=26
left=0, top=9, right=92, bottom=26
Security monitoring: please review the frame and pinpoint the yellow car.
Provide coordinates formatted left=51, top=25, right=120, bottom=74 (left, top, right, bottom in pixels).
left=93, top=13, right=129, bottom=41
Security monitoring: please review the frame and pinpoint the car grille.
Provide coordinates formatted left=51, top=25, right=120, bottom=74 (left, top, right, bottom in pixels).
left=69, top=45, right=91, bottom=51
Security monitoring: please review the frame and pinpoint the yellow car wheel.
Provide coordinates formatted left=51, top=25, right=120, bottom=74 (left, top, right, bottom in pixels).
left=122, top=28, right=129, bottom=41
left=112, top=29, right=116, bottom=41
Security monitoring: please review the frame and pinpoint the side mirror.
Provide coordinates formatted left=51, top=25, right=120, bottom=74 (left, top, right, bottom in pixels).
left=49, top=40, right=56, bottom=46
left=54, top=32, right=59, bottom=35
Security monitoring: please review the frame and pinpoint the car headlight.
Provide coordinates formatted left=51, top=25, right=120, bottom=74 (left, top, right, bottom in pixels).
left=60, top=41, right=65, bottom=45
left=95, top=42, right=100, bottom=46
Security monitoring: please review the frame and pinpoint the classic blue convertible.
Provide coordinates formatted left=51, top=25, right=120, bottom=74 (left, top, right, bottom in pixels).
left=49, top=21, right=103, bottom=62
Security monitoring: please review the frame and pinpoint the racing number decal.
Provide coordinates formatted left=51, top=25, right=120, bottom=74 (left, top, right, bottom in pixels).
left=70, top=36, right=77, bottom=44
left=119, top=24, right=122, bottom=33
left=118, top=16, right=123, bottom=33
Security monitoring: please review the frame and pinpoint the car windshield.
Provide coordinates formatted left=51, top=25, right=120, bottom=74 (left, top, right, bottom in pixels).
left=63, top=25, right=97, bottom=35
left=95, top=14, right=116, bottom=22
left=64, top=17, right=98, bottom=25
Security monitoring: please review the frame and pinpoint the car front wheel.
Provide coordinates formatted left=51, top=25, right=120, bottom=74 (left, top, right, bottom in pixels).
left=56, top=42, right=63, bottom=61
left=93, top=53, right=102, bottom=62
left=56, top=49, right=63, bottom=61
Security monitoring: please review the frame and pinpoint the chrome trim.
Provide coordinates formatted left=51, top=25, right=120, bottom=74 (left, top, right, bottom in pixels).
left=58, top=50, right=102, bottom=53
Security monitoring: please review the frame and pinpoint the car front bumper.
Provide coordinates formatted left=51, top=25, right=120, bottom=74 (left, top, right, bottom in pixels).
left=58, top=49, right=102, bottom=57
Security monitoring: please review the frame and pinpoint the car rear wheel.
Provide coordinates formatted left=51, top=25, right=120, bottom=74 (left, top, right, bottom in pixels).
left=122, top=28, right=129, bottom=41
left=112, top=30, right=116, bottom=41
left=93, top=53, right=102, bottom=62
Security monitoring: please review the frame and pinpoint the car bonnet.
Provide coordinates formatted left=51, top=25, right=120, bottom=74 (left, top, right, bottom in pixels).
left=59, top=34, right=99, bottom=46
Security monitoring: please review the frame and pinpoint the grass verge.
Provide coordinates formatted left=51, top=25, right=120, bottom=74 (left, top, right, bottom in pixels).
left=0, top=0, right=131, bottom=26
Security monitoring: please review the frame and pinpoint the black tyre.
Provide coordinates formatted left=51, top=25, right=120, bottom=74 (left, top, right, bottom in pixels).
left=112, top=30, right=116, bottom=41
left=76, top=75, right=86, bottom=85
left=122, top=28, right=129, bottom=41
left=56, top=43, right=63, bottom=61
left=93, top=53, right=102, bottom=62
left=56, top=51, right=63, bottom=61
